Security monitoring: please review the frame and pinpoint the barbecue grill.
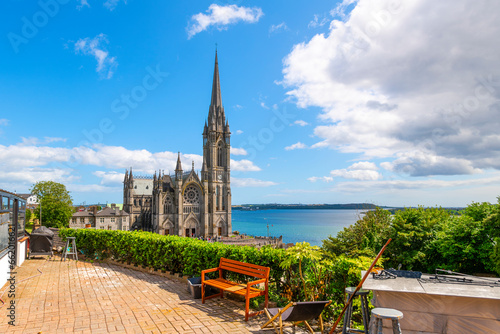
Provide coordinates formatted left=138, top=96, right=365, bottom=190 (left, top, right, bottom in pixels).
left=29, top=226, right=54, bottom=258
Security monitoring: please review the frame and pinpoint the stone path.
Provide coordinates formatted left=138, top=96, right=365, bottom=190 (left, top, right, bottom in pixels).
left=0, top=257, right=311, bottom=333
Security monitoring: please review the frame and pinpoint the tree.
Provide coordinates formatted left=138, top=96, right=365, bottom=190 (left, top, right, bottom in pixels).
left=30, top=181, right=73, bottom=228
left=322, top=207, right=392, bottom=258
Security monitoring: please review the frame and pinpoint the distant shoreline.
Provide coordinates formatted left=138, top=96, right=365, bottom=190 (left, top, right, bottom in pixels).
left=232, top=203, right=380, bottom=211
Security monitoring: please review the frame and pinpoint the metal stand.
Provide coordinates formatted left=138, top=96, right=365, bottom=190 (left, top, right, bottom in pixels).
left=61, top=237, right=78, bottom=261
left=342, top=287, right=370, bottom=334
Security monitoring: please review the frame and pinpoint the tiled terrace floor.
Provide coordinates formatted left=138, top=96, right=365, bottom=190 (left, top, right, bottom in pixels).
left=0, top=257, right=311, bottom=333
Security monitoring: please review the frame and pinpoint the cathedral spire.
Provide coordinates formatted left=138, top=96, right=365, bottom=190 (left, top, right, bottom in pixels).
left=175, top=152, right=182, bottom=171
left=210, top=50, right=222, bottom=108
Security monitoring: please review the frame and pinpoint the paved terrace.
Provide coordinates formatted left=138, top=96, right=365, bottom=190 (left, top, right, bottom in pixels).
left=0, top=257, right=311, bottom=334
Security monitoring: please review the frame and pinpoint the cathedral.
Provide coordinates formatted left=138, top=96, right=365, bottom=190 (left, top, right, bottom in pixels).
left=122, top=51, right=232, bottom=237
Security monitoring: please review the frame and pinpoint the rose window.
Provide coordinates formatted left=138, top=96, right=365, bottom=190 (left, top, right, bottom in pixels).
left=183, top=186, right=200, bottom=204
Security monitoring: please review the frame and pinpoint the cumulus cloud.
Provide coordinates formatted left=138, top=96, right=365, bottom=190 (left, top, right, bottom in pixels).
left=293, top=120, right=309, bottom=126
left=231, top=159, right=261, bottom=172
left=74, top=34, right=117, bottom=79
left=0, top=142, right=261, bottom=192
left=231, top=147, right=248, bottom=156
left=187, top=4, right=263, bottom=39
left=310, top=161, right=381, bottom=182
left=231, top=177, right=277, bottom=187
left=285, top=142, right=307, bottom=151
left=235, top=130, right=244, bottom=135
left=282, top=0, right=500, bottom=177
left=269, top=22, right=288, bottom=34
left=93, top=171, right=125, bottom=186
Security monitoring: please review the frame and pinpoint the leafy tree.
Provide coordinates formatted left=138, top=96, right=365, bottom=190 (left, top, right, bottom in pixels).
left=30, top=181, right=73, bottom=228
left=384, top=207, right=449, bottom=271
left=322, top=207, right=392, bottom=258
left=432, top=215, right=493, bottom=273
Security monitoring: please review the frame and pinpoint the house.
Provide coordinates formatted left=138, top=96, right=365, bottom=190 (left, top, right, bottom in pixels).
left=70, top=204, right=130, bottom=231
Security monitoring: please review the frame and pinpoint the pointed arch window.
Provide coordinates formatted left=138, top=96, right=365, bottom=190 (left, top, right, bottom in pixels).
left=216, top=186, right=220, bottom=211
left=217, top=142, right=224, bottom=167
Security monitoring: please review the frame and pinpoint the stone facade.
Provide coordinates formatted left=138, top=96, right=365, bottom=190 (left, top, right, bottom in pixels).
left=70, top=204, right=130, bottom=231
left=123, top=51, right=232, bottom=238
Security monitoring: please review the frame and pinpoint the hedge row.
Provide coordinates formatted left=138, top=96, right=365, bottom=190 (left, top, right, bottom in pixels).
left=59, top=229, right=287, bottom=286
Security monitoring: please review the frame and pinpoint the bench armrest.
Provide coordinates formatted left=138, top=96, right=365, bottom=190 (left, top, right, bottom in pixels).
left=201, top=267, right=219, bottom=282
left=247, top=278, right=267, bottom=288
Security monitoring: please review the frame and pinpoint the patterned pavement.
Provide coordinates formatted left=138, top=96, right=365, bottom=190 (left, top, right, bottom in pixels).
left=0, top=257, right=312, bottom=334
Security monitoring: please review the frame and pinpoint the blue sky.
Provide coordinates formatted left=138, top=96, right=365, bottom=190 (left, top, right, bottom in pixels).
left=1, top=0, right=500, bottom=207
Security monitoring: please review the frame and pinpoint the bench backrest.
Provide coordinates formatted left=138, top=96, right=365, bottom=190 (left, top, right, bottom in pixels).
left=219, top=257, right=270, bottom=279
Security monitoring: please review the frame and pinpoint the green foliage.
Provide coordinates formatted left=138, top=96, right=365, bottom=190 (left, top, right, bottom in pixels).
left=281, top=242, right=322, bottom=300
left=25, top=208, right=32, bottom=223
left=384, top=206, right=449, bottom=271
left=31, top=181, right=73, bottom=228
left=322, top=207, right=391, bottom=258
left=323, top=200, right=500, bottom=275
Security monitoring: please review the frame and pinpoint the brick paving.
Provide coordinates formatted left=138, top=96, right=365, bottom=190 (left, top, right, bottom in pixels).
left=0, top=257, right=312, bottom=333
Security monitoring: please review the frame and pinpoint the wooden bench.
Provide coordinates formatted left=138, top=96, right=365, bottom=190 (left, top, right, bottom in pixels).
left=201, top=257, right=270, bottom=321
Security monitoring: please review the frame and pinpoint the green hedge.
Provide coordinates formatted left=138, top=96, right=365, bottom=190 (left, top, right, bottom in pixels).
left=59, top=229, right=287, bottom=286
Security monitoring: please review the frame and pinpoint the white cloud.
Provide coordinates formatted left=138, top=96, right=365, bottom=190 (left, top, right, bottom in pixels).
left=260, top=102, right=270, bottom=109
left=308, top=14, right=329, bottom=28
left=235, top=130, right=244, bottom=135
left=231, top=147, right=248, bottom=156
left=0, top=142, right=262, bottom=193
left=93, top=171, right=125, bottom=186
left=310, top=161, right=381, bottom=182
left=231, top=177, right=277, bottom=187
left=293, top=120, right=309, bottom=126
left=282, top=0, right=500, bottom=177
left=269, top=22, right=288, bottom=34
left=335, top=174, right=500, bottom=193
left=187, top=4, right=263, bottom=39
left=74, top=34, right=117, bottom=79
left=67, top=183, right=120, bottom=193
left=20, top=137, right=67, bottom=146
left=308, top=176, right=334, bottom=183
left=285, top=142, right=307, bottom=151
left=231, top=159, right=261, bottom=172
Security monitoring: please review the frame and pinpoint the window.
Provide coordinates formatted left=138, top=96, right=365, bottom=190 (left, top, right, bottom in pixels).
left=80, top=218, right=85, bottom=223
left=100, top=226, right=104, bottom=229
left=72, top=218, right=76, bottom=224
left=108, top=225, right=111, bottom=230
left=100, top=218, right=104, bottom=223
left=111, top=218, right=115, bottom=223
left=217, top=142, right=224, bottom=166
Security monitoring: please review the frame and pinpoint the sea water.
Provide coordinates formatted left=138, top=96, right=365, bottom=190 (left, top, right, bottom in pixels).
left=231, top=209, right=363, bottom=247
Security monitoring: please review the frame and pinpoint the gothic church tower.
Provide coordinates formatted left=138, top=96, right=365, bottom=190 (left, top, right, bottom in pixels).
left=202, top=51, right=232, bottom=236
left=131, top=51, right=231, bottom=237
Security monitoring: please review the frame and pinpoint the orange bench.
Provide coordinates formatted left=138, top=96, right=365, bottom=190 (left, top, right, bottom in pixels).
left=201, top=257, right=270, bottom=321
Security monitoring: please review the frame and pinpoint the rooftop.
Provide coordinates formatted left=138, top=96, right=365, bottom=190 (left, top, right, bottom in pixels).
left=0, top=257, right=307, bottom=333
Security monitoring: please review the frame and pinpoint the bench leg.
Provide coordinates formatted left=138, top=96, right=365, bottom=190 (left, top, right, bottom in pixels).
left=245, top=297, right=250, bottom=321
left=201, top=283, right=205, bottom=304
